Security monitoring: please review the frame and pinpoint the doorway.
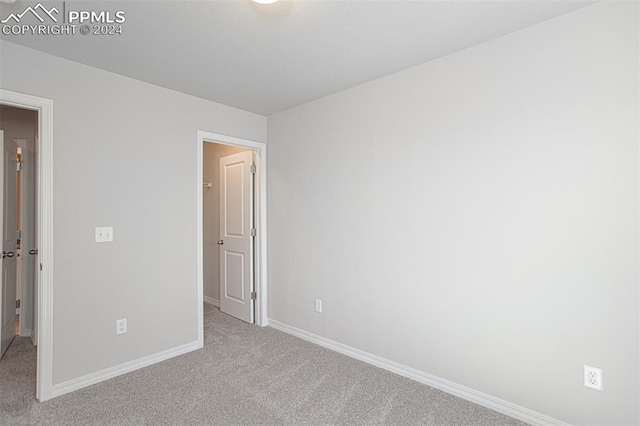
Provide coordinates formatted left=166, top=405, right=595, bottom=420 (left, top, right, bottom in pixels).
left=0, top=89, right=53, bottom=401
left=202, top=143, right=253, bottom=321
left=196, top=131, right=268, bottom=347
left=0, top=106, right=38, bottom=361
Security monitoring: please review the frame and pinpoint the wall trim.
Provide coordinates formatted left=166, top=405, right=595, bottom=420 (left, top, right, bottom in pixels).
left=51, top=340, right=199, bottom=399
left=203, top=296, right=220, bottom=308
left=268, top=319, right=569, bottom=426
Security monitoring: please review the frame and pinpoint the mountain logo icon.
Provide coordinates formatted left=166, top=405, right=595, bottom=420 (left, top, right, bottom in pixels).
left=1, top=3, right=59, bottom=24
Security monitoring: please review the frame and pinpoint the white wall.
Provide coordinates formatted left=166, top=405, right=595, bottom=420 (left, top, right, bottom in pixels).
left=0, top=40, right=266, bottom=384
left=268, top=2, right=639, bottom=425
left=202, top=143, right=248, bottom=303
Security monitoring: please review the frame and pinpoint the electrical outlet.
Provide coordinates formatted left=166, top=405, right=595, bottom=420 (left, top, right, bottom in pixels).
left=584, top=365, right=603, bottom=391
left=116, top=318, right=127, bottom=335
left=95, top=226, right=114, bottom=243
left=315, top=299, right=322, bottom=313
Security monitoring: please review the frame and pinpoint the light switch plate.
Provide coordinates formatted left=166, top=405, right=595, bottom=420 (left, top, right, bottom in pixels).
left=95, top=227, right=113, bottom=243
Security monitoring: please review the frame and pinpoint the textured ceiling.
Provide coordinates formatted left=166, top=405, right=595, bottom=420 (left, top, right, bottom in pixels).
left=0, top=0, right=595, bottom=115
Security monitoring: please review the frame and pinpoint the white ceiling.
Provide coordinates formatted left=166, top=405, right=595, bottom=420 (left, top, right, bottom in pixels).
left=0, top=0, right=595, bottom=115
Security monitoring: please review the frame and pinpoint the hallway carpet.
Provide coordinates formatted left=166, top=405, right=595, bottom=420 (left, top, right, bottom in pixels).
left=0, top=304, right=525, bottom=425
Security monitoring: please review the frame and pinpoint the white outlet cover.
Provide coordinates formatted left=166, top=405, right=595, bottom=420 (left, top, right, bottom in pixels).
left=116, top=318, right=127, bottom=335
left=95, top=226, right=114, bottom=243
left=584, top=365, right=603, bottom=391
left=315, top=299, right=322, bottom=313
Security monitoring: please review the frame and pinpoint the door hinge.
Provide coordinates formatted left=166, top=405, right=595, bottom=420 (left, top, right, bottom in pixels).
left=16, top=160, right=22, bottom=171
left=250, top=164, right=256, bottom=174
left=250, top=228, right=257, bottom=237
left=16, top=299, right=20, bottom=309
left=250, top=291, right=257, bottom=300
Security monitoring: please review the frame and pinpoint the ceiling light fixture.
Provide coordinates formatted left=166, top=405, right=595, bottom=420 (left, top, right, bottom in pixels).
left=252, top=0, right=279, bottom=4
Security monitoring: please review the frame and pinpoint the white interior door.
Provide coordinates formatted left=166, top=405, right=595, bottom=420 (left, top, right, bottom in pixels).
left=1, top=130, right=19, bottom=359
left=20, top=142, right=36, bottom=343
left=219, top=150, right=254, bottom=323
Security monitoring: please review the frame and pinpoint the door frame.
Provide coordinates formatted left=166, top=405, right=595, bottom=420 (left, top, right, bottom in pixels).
left=196, top=131, right=268, bottom=345
left=0, top=89, right=54, bottom=401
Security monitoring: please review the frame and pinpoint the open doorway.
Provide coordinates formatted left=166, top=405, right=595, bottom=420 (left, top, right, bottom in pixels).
left=0, top=105, right=38, bottom=360
left=202, top=143, right=252, bottom=316
left=196, top=131, right=268, bottom=347
left=0, top=89, right=53, bottom=402
left=0, top=105, right=38, bottom=393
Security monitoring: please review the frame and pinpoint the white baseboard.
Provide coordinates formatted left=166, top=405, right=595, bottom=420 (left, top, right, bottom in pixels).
left=268, top=319, right=568, bottom=426
left=51, top=340, right=199, bottom=399
left=203, top=296, right=220, bottom=307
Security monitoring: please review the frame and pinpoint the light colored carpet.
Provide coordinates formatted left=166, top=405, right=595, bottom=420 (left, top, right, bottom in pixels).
left=0, top=304, right=526, bottom=425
